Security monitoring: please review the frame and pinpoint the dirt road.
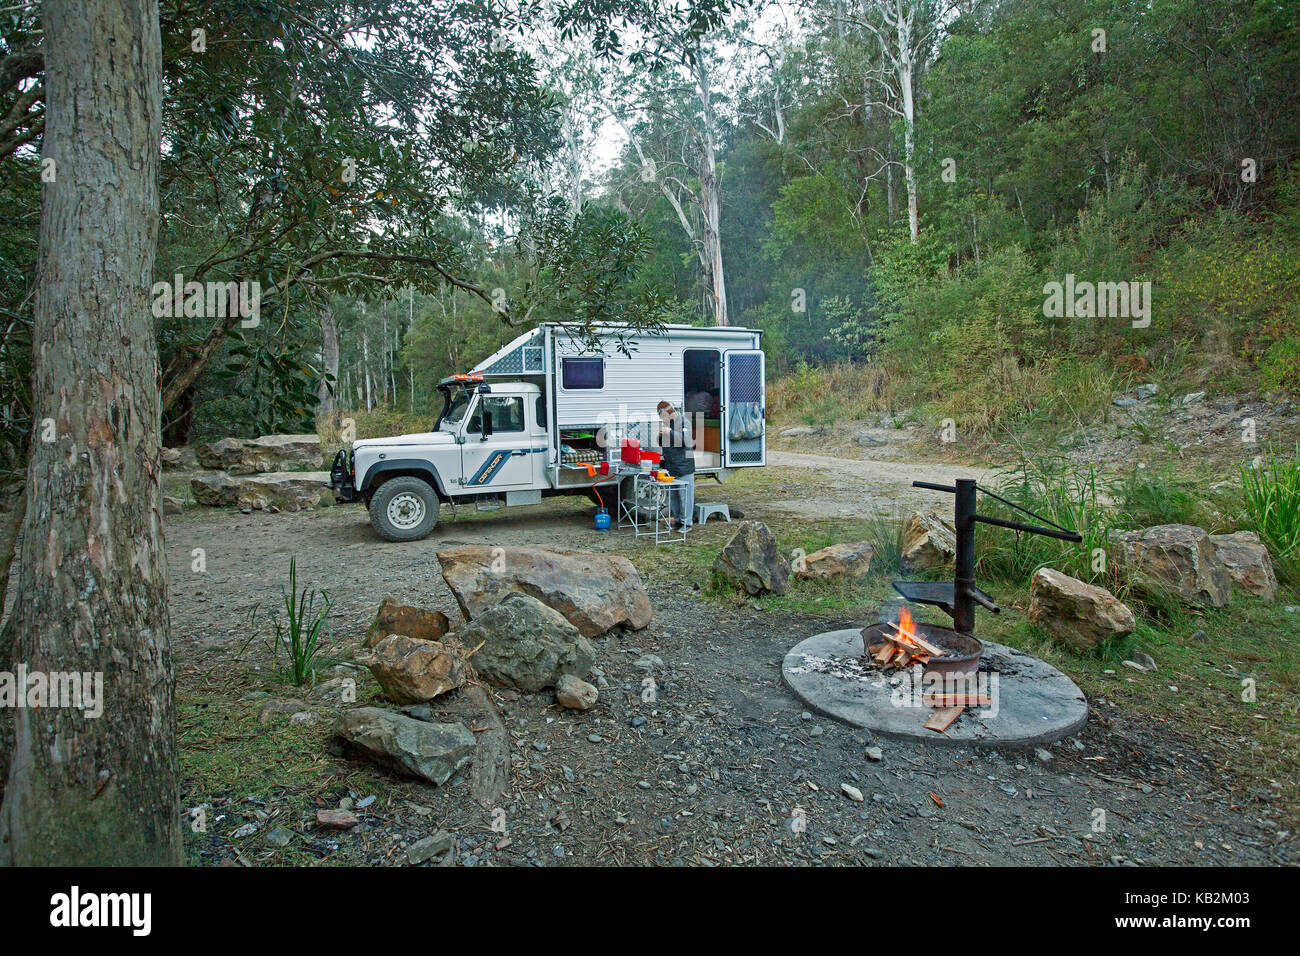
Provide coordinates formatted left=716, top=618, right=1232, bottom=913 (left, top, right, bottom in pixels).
left=763, top=451, right=998, bottom=520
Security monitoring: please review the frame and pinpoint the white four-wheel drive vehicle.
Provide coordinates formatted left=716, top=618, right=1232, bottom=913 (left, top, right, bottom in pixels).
left=329, top=322, right=767, bottom=541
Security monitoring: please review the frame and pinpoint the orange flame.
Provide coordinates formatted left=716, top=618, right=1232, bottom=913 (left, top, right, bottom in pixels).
left=894, top=606, right=922, bottom=647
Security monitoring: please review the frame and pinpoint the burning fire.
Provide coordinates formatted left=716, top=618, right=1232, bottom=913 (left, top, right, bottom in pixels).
left=892, top=606, right=923, bottom=648
left=863, top=604, right=945, bottom=670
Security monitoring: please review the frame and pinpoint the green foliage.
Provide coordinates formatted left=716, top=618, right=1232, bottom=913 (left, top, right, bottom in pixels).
left=1108, top=466, right=1207, bottom=529
left=265, top=557, right=332, bottom=687
left=1240, top=451, right=1300, bottom=586
left=975, top=458, right=1112, bottom=588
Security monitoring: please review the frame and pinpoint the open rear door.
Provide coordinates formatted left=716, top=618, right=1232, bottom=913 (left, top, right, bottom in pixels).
left=722, top=349, right=766, bottom=467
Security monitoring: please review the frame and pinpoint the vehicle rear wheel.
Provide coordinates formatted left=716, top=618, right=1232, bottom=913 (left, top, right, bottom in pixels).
left=369, top=476, right=440, bottom=542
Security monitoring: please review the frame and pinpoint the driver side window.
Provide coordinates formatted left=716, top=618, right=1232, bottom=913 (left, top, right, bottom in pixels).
left=469, top=396, right=524, bottom=433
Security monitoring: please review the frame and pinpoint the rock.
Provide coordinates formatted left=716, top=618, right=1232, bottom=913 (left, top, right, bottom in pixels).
left=841, top=783, right=864, bottom=802
left=712, top=521, right=790, bottom=595
left=900, top=510, right=956, bottom=571
left=234, top=471, right=331, bottom=511
left=161, top=446, right=183, bottom=468
left=780, top=426, right=823, bottom=437
left=1112, top=525, right=1232, bottom=608
left=191, top=470, right=330, bottom=510
left=456, top=592, right=596, bottom=692
left=1026, top=568, right=1136, bottom=651
left=162, top=495, right=185, bottom=516
left=190, top=471, right=241, bottom=507
left=335, top=707, right=475, bottom=785
left=1134, top=383, right=1158, bottom=400
left=855, top=429, right=886, bottom=447
left=265, top=826, right=295, bottom=847
left=257, top=698, right=309, bottom=725
left=363, top=634, right=467, bottom=704
left=796, top=541, right=874, bottom=581
left=195, top=433, right=323, bottom=474
left=363, top=596, right=451, bottom=648
left=1181, top=391, right=1206, bottom=406
left=316, top=808, right=359, bottom=829
left=555, top=673, right=598, bottom=710
left=437, top=545, right=651, bottom=638
left=1112, top=397, right=1139, bottom=408
left=1208, top=531, right=1277, bottom=601
left=1131, top=650, right=1157, bottom=671
left=1035, top=747, right=1054, bottom=763
left=865, top=746, right=883, bottom=762
left=407, top=831, right=453, bottom=864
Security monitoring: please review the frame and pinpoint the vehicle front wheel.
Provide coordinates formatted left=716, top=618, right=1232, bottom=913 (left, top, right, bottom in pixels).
left=369, top=476, right=440, bottom=542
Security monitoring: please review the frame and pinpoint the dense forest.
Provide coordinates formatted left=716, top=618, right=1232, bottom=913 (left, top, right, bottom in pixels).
left=2, top=0, right=1298, bottom=456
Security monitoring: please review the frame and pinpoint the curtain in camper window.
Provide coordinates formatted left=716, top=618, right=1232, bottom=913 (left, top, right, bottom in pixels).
left=561, top=357, right=604, bottom=390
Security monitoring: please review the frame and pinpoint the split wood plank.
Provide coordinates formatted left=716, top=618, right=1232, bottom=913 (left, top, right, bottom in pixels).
left=880, top=622, right=944, bottom=657
left=924, top=705, right=965, bottom=733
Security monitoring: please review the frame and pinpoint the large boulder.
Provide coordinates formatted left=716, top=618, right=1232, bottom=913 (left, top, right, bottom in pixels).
left=364, top=597, right=451, bottom=648
left=456, top=592, right=596, bottom=692
left=1208, top=531, right=1278, bottom=601
left=191, top=471, right=330, bottom=511
left=363, top=635, right=466, bottom=704
left=1027, top=568, right=1136, bottom=651
left=1112, top=524, right=1232, bottom=608
left=190, top=472, right=241, bottom=506
left=901, top=510, right=956, bottom=571
left=195, top=434, right=322, bottom=474
left=437, top=545, right=650, bottom=638
left=713, top=521, right=790, bottom=595
left=796, top=542, right=874, bottom=581
left=336, top=708, right=474, bottom=785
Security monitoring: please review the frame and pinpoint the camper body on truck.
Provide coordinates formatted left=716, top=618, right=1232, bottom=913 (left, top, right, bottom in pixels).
left=329, top=323, right=767, bottom=541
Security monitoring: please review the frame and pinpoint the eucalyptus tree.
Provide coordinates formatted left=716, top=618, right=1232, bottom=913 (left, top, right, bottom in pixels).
left=0, top=0, right=182, bottom=866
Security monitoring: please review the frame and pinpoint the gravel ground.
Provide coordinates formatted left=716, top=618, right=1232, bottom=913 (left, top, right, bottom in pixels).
left=167, top=479, right=1291, bottom=867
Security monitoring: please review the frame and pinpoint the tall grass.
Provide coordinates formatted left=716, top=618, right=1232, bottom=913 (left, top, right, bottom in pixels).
left=1108, top=465, right=1206, bottom=528
left=1240, top=451, right=1300, bottom=585
left=242, top=557, right=333, bottom=685
left=975, top=458, right=1113, bottom=587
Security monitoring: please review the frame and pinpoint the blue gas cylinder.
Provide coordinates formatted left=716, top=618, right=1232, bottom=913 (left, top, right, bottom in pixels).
left=594, top=508, right=611, bottom=531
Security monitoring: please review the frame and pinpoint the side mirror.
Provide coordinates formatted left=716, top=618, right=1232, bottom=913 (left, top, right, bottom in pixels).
left=481, top=412, right=493, bottom=440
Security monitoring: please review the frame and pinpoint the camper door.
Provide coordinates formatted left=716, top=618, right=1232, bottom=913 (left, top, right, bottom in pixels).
left=721, top=349, right=766, bottom=467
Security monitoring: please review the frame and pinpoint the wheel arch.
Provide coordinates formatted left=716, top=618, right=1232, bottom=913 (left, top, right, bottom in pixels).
left=359, top=459, right=450, bottom=501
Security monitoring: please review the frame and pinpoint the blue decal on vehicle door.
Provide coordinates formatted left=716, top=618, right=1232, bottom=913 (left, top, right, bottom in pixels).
left=467, top=447, right=547, bottom=486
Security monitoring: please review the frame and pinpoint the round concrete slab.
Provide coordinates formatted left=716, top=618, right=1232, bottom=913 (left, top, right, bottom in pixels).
left=782, top=629, right=1088, bottom=748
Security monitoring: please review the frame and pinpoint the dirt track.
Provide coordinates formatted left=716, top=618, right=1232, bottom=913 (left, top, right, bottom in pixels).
left=764, top=451, right=997, bottom=520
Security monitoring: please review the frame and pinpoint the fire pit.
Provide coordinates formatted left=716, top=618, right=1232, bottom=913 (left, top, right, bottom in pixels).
left=781, top=475, right=1090, bottom=746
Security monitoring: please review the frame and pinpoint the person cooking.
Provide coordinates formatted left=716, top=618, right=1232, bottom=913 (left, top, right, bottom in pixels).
left=656, top=400, right=695, bottom=530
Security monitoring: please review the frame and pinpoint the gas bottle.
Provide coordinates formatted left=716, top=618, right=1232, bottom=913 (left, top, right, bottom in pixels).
left=594, top=508, right=611, bottom=531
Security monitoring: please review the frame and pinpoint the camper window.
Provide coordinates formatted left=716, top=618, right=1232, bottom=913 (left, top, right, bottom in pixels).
left=561, top=357, right=604, bottom=390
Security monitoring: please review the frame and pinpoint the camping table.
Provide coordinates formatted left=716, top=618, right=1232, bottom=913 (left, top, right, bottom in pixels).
left=625, top=473, right=687, bottom=544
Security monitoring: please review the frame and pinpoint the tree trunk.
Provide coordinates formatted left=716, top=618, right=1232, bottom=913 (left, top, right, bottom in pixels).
left=316, top=303, right=338, bottom=424
left=0, top=0, right=180, bottom=865
left=697, top=58, right=728, bottom=326
left=895, top=2, right=919, bottom=244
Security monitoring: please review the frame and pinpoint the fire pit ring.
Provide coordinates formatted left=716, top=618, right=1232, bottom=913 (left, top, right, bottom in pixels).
left=860, top=621, right=982, bottom=679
